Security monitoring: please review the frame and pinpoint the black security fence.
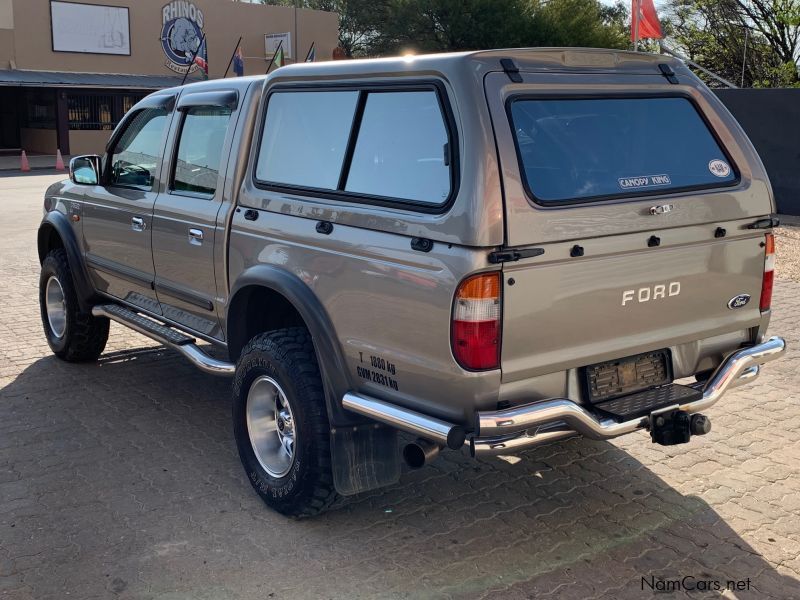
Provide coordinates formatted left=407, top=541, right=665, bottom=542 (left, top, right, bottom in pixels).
left=23, top=90, right=57, bottom=129
left=21, top=89, right=149, bottom=132
left=67, top=91, right=149, bottom=131
left=713, top=88, right=800, bottom=216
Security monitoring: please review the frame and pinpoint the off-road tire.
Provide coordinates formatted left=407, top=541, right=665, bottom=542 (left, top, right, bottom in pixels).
left=232, top=328, right=338, bottom=517
left=39, top=248, right=109, bottom=362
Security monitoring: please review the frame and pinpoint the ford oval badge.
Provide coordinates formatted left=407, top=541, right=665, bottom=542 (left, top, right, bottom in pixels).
left=728, top=294, right=751, bottom=310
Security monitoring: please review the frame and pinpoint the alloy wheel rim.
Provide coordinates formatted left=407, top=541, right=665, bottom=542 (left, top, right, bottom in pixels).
left=246, top=375, right=296, bottom=478
left=45, top=276, right=67, bottom=339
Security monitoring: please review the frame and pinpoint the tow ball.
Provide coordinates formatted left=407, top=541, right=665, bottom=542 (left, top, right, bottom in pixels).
left=647, top=408, right=711, bottom=446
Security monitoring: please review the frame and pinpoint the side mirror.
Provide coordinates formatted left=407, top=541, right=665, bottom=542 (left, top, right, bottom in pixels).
left=69, top=155, right=101, bottom=185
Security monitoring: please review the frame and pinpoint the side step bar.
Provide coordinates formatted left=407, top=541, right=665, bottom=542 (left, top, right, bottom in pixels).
left=92, top=304, right=235, bottom=377
left=341, top=336, right=786, bottom=456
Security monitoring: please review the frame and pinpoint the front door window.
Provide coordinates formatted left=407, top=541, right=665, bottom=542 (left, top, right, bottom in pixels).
left=109, top=107, right=168, bottom=190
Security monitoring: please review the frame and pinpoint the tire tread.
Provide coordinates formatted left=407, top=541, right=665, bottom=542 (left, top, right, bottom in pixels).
left=40, top=248, right=108, bottom=362
left=233, top=328, right=337, bottom=518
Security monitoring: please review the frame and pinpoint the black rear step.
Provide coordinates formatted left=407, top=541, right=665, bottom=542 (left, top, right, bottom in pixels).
left=592, top=383, right=702, bottom=421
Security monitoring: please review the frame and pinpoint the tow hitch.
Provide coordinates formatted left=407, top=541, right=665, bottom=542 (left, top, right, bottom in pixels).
left=648, top=407, right=711, bottom=446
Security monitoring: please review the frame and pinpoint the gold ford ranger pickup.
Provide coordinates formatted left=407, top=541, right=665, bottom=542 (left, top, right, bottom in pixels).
left=38, top=48, right=785, bottom=516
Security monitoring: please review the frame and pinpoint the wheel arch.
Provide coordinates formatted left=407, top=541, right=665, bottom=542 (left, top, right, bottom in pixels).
left=38, top=212, right=95, bottom=312
left=227, top=266, right=355, bottom=426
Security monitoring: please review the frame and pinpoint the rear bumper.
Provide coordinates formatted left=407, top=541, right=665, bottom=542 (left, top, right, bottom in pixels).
left=472, top=336, right=785, bottom=454
left=343, top=336, right=786, bottom=456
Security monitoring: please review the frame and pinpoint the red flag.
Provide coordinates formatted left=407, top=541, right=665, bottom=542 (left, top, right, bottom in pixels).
left=631, top=0, right=663, bottom=42
left=193, top=36, right=209, bottom=79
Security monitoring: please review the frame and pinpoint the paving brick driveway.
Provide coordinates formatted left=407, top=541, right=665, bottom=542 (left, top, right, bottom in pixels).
left=1, top=173, right=799, bottom=600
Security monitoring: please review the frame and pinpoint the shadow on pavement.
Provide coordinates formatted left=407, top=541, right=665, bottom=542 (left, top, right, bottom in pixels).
left=2, top=344, right=798, bottom=600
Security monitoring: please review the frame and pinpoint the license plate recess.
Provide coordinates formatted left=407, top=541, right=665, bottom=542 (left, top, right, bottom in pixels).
left=583, top=350, right=672, bottom=405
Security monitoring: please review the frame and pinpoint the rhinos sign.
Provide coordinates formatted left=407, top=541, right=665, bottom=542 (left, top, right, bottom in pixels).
left=161, top=1, right=205, bottom=74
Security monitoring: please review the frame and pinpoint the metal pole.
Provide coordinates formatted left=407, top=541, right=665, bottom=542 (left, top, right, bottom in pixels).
left=224, top=36, right=244, bottom=78
left=634, top=0, right=640, bottom=51
left=294, top=0, right=298, bottom=63
left=265, top=39, right=282, bottom=74
left=659, top=42, right=739, bottom=88
left=740, top=27, right=749, bottom=88
left=180, top=33, right=205, bottom=86
left=304, top=41, right=315, bottom=62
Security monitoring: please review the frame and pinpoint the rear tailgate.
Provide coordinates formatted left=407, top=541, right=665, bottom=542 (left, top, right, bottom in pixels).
left=500, top=222, right=767, bottom=382
left=483, top=63, right=773, bottom=383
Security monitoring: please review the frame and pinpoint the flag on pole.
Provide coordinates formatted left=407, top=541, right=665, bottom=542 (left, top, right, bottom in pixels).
left=265, top=39, right=284, bottom=73
left=233, top=45, right=245, bottom=76
left=304, top=42, right=316, bottom=62
left=631, top=0, right=663, bottom=43
left=194, top=36, right=209, bottom=79
left=273, top=43, right=285, bottom=68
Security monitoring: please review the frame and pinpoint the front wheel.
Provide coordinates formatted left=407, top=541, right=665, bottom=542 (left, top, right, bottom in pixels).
left=39, top=248, right=108, bottom=362
left=232, top=328, right=337, bottom=517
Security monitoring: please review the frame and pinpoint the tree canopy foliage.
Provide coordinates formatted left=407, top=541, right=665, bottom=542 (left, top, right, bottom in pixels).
left=665, top=0, right=800, bottom=87
left=251, top=0, right=800, bottom=87
left=261, top=0, right=628, bottom=57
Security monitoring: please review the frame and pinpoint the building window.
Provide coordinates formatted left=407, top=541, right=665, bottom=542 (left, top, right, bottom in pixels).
left=67, top=91, right=149, bottom=131
left=122, top=94, right=146, bottom=115
left=68, top=94, right=114, bottom=130
left=24, top=91, right=56, bottom=129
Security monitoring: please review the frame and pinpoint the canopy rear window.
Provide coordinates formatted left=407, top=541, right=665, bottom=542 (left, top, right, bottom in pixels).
left=509, top=96, right=738, bottom=205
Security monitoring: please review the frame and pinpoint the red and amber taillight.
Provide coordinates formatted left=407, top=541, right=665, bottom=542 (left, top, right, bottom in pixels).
left=760, top=233, right=775, bottom=312
left=452, top=272, right=501, bottom=370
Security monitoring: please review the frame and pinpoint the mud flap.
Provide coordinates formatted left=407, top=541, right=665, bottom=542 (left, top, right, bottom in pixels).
left=331, top=424, right=401, bottom=496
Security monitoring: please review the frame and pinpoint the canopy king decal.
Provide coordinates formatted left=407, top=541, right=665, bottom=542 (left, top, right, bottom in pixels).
left=161, top=1, right=206, bottom=74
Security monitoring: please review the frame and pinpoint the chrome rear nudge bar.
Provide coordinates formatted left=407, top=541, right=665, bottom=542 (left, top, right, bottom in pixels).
left=341, top=337, right=785, bottom=457
left=342, top=393, right=466, bottom=450
left=472, top=336, right=785, bottom=455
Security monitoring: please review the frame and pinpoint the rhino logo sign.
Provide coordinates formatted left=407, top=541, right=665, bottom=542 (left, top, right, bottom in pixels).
left=161, top=1, right=205, bottom=74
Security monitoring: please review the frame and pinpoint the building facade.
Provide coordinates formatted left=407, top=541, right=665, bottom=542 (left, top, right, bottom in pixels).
left=0, top=0, right=338, bottom=155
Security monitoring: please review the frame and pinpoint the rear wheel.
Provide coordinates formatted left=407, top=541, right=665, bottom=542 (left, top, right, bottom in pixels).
left=232, top=328, right=337, bottom=517
left=39, top=248, right=108, bottom=362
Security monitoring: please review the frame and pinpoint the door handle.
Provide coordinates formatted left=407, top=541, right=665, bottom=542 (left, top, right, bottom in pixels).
left=131, top=216, right=146, bottom=232
left=188, top=228, right=203, bottom=245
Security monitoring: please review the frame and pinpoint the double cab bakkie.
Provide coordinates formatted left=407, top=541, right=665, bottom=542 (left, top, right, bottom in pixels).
left=38, top=48, right=785, bottom=516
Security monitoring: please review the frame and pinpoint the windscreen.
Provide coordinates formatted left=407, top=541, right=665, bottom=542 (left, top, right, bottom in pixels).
left=509, top=97, right=737, bottom=204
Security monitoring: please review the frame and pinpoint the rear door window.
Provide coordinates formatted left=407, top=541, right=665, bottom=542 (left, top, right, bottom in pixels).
left=509, top=96, right=737, bottom=205
left=172, top=106, right=232, bottom=196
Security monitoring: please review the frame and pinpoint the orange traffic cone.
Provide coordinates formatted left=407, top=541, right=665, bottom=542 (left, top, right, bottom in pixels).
left=20, top=150, right=31, bottom=172
left=55, top=149, right=65, bottom=171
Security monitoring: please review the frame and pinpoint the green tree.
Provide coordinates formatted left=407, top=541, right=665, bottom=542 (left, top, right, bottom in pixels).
left=366, top=0, right=537, bottom=55
left=258, top=0, right=632, bottom=56
left=665, top=0, right=800, bottom=87
left=533, top=0, right=629, bottom=49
